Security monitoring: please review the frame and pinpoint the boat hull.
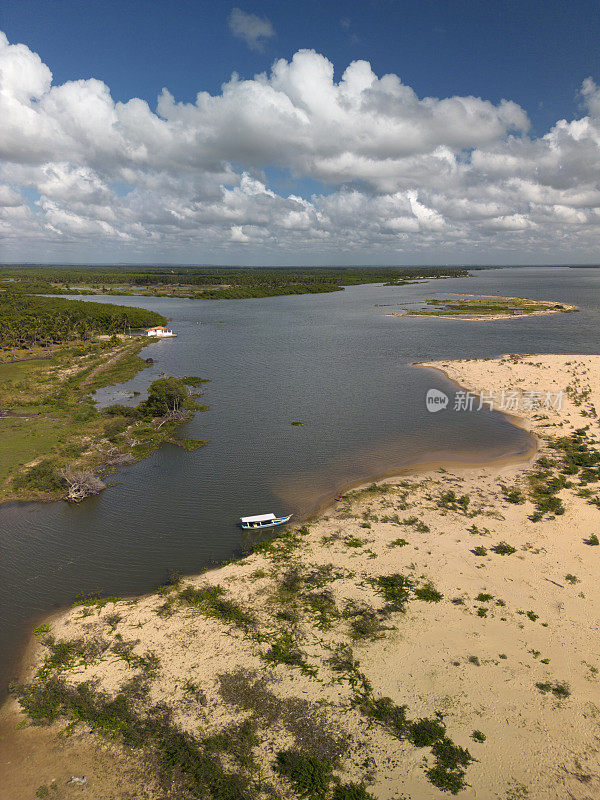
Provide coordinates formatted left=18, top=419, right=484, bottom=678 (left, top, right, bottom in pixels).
left=240, top=514, right=292, bottom=530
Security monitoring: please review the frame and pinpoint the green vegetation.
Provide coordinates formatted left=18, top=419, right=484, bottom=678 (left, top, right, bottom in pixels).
left=414, top=584, right=443, bottom=603
left=346, top=605, right=388, bottom=641
left=438, top=490, right=471, bottom=513
left=0, top=293, right=164, bottom=349
left=12, top=460, right=64, bottom=493
left=0, top=265, right=470, bottom=305
left=535, top=681, right=571, bottom=699
left=12, top=676, right=268, bottom=799
left=399, top=515, right=430, bottom=532
left=0, top=337, right=209, bottom=502
left=274, top=750, right=334, bottom=799
left=262, top=631, right=310, bottom=670
left=141, top=376, right=188, bottom=416
left=526, top=431, right=600, bottom=521
left=405, top=295, right=575, bottom=319
left=178, top=584, right=256, bottom=629
left=372, top=573, right=413, bottom=611
left=350, top=675, right=474, bottom=794
left=490, top=542, right=517, bottom=555
left=388, top=538, right=409, bottom=548
left=501, top=484, right=526, bottom=504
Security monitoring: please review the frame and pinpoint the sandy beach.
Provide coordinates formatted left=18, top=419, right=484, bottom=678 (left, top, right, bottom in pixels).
left=2, top=353, right=600, bottom=800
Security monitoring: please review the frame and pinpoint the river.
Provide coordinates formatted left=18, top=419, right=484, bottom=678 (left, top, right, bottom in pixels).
left=1, top=266, right=599, bottom=693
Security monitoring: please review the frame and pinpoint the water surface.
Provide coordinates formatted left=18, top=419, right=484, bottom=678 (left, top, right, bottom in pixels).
left=2, top=266, right=599, bottom=693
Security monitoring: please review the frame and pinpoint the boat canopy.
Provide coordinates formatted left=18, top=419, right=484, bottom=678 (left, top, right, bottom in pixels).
left=240, top=513, right=276, bottom=523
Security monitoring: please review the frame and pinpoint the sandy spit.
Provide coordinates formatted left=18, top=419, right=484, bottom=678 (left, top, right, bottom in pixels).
left=1, top=354, right=600, bottom=800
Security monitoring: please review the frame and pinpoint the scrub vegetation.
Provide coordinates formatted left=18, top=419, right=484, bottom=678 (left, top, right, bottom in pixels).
left=0, top=337, right=208, bottom=504
left=404, top=294, right=577, bottom=319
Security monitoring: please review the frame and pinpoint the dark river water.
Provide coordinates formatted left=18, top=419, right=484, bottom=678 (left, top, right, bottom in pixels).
left=1, top=266, right=600, bottom=694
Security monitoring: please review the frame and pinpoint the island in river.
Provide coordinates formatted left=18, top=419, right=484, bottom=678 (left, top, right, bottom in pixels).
left=385, top=294, right=579, bottom=321
left=2, top=353, right=599, bottom=800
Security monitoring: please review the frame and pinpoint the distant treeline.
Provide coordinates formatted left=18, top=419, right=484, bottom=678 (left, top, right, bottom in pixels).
left=0, top=265, right=471, bottom=300
left=0, top=294, right=165, bottom=349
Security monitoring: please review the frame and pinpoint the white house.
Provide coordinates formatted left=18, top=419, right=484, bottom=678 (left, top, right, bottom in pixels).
left=145, top=325, right=177, bottom=338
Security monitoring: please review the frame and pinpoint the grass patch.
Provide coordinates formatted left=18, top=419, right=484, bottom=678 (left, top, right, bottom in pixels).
left=490, top=541, right=516, bottom=555
left=262, top=631, right=309, bottom=670
left=400, top=516, right=430, bottom=533
left=12, top=677, right=265, bottom=799
left=274, top=750, right=334, bottom=800
left=414, top=584, right=443, bottom=603
left=535, top=681, right=570, bottom=698
left=372, top=573, right=413, bottom=611
left=500, top=485, right=526, bottom=504
left=438, top=491, right=471, bottom=514
left=218, top=668, right=348, bottom=761
left=178, top=584, right=256, bottom=629
left=346, top=606, right=388, bottom=641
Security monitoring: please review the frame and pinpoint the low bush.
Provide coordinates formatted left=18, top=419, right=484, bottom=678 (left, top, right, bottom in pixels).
left=274, top=750, right=334, bottom=800
left=535, top=681, right=570, bottom=698
left=490, top=542, right=516, bottom=555
left=372, top=574, right=413, bottom=611
left=414, top=584, right=443, bottom=603
left=178, top=584, right=255, bottom=629
left=13, top=460, right=63, bottom=493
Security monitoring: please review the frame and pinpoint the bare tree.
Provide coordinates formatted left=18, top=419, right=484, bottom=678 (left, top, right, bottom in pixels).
left=62, top=467, right=106, bottom=502
left=155, top=397, right=189, bottom=429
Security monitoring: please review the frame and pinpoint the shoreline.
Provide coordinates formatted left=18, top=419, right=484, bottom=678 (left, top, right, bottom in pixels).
left=0, top=337, right=207, bottom=506
left=0, top=419, right=538, bottom=704
left=3, top=353, right=600, bottom=800
left=0, top=359, right=538, bottom=701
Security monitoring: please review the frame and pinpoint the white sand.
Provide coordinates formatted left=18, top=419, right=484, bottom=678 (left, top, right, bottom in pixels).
left=2, top=354, right=599, bottom=800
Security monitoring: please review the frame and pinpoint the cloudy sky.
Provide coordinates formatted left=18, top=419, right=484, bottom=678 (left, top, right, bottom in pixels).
left=1, top=0, right=599, bottom=265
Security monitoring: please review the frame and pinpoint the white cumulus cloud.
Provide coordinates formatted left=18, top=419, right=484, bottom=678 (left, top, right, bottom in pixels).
left=0, top=30, right=600, bottom=263
left=228, top=8, right=275, bottom=52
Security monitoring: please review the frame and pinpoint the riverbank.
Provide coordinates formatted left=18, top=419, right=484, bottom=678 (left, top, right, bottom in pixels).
left=0, top=338, right=208, bottom=505
left=2, top=354, right=599, bottom=800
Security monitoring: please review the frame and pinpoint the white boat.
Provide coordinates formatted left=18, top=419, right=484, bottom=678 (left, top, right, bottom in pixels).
left=240, top=513, right=293, bottom=530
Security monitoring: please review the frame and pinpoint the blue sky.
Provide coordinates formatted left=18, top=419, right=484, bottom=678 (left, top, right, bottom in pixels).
left=4, top=0, right=597, bottom=135
left=0, top=1, right=599, bottom=264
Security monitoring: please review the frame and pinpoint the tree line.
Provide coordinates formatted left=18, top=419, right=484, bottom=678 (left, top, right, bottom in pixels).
left=0, top=265, right=471, bottom=297
left=0, top=294, right=165, bottom=349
